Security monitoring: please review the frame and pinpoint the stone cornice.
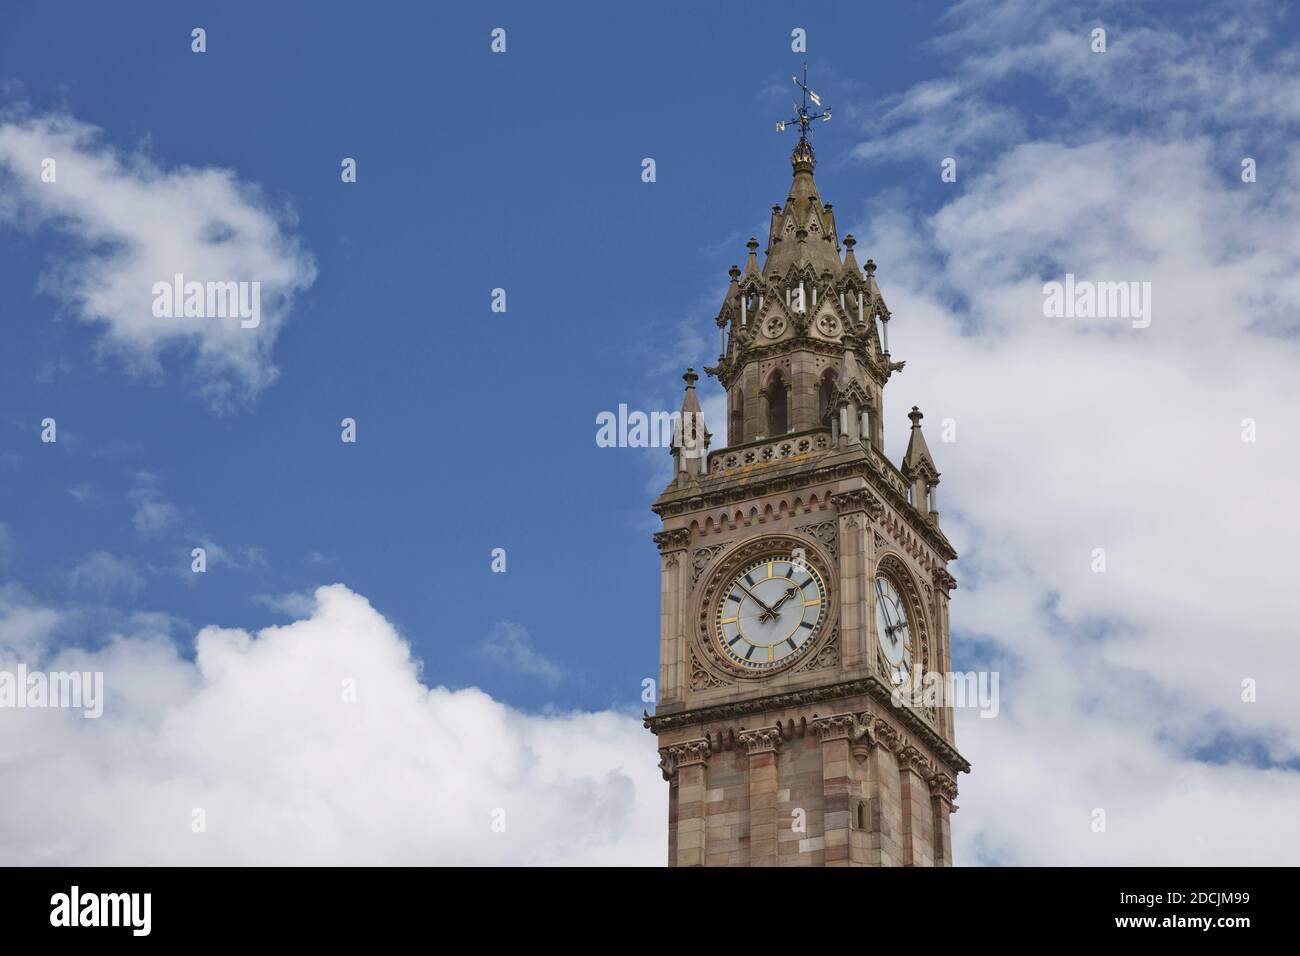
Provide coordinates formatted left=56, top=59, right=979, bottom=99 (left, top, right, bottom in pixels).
left=653, top=453, right=957, bottom=562
left=715, top=337, right=892, bottom=391
left=644, top=675, right=971, bottom=774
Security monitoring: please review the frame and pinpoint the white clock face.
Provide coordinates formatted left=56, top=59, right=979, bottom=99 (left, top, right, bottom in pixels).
left=714, top=555, right=828, bottom=671
left=874, top=574, right=913, bottom=685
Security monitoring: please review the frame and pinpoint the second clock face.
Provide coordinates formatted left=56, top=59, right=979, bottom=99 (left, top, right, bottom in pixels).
left=713, top=555, right=829, bottom=671
left=874, top=574, right=913, bottom=685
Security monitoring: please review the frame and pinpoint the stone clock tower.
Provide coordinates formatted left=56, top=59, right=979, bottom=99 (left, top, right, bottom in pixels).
left=646, top=111, right=969, bottom=867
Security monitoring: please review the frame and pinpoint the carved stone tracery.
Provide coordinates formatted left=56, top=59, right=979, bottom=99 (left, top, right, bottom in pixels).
left=692, top=543, right=730, bottom=584
left=689, top=648, right=730, bottom=691
left=793, top=519, right=838, bottom=559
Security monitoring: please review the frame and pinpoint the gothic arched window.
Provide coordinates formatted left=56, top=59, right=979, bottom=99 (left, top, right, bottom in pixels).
left=766, top=372, right=788, bottom=435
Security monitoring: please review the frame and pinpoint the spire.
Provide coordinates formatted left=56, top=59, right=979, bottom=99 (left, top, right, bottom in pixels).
left=672, top=368, right=711, bottom=484
left=902, top=407, right=936, bottom=474
left=743, top=237, right=760, bottom=276
left=766, top=64, right=839, bottom=279
left=763, top=153, right=841, bottom=278
left=902, top=406, right=941, bottom=522
left=839, top=234, right=861, bottom=279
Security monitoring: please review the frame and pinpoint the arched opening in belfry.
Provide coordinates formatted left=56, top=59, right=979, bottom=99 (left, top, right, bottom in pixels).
left=766, top=372, right=788, bottom=435
left=730, top=388, right=745, bottom=445
left=818, top=369, right=836, bottom=424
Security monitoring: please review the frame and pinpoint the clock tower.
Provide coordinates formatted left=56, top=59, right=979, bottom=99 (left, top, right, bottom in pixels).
left=646, top=88, right=969, bottom=867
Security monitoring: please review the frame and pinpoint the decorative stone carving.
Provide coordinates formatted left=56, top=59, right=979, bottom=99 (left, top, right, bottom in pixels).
left=738, top=726, right=783, bottom=755
left=709, top=428, right=832, bottom=474
left=655, top=457, right=958, bottom=564
left=643, top=677, right=970, bottom=773
left=929, top=771, right=959, bottom=806
left=794, top=519, right=838, bottom=559
left=689, top=648, right=729, bottom=691
left=932, top=567, right=958, bottom=593
left=794, top=625, right=839, bottom=673
left=658, top=737, right=712, bottom=779
left=873, top=719, right=905, bottom=754
left=899, top=744, right=935, bottom=777
left=831, top=489, right=883, bottom=518
left=810, top=713, right=857, bottom=742
left=692, top=543, right=730, bottom=584
left=654, top=528, right=691, bottom=553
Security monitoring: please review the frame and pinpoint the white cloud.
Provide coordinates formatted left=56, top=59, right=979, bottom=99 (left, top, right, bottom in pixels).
left=0, top=585, right=661, bottom=865
left=834, top=0, right=1300, bottom=864
left=66, top=551, right=145, bottom=600
left=68, top=483, right=97, bottom=504
left=128, top=472, right=181, bottom=536
left=0, top=111, right=316, bottom=411
left=856, top=0, right=1300, bottom=166
left=480, top=621, right=565, bottom=687
left=0, top=585, right=63, bottom=658
left=252, top=590, right=318, bottom=618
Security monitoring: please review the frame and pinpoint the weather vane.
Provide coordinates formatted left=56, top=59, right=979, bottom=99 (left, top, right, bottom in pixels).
left=775, top=63, right=831, bottom=163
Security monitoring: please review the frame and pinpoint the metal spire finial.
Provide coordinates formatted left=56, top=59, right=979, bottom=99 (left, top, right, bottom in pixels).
left=775, top=63, right=832, bottom=167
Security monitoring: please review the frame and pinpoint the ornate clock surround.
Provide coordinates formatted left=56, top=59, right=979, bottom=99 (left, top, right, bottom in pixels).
left=693, top=532, right=839, bottom=681
left=873, top=551, right=937, bottom=723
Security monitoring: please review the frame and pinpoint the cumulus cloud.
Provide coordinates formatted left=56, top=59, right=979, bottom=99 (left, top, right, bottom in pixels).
left=0, top=585, right=661, bottom=865
left=252, top=589, right=319, bottom=618
left=0, top=110, right=316, bottom=411
left=836, top=0, right=1300, bottom=864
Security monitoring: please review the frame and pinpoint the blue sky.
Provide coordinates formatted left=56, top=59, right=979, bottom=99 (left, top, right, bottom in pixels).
left=0, top=2, right=999, bottom=711
left=3, top=0, right=1300, bottom=865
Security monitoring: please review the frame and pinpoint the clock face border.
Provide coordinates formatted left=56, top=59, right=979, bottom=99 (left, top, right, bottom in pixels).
left=694, top=533, right=838, bottom=681
left=873, top=571, right=913, bottom=686
left=871, top=552, right=934, bottom=706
